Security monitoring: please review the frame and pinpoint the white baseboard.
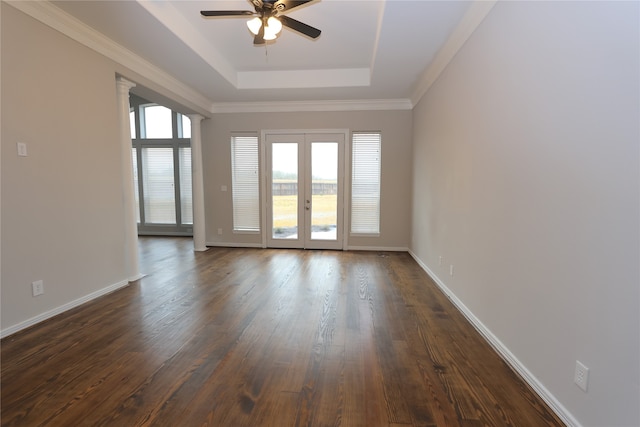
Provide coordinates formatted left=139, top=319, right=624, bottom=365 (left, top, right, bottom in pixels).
left=206, top=243, right=410, bottom=252
left=0, top=279, right=130, bottom=339
left=128, top=273, right=146, bottom=282
left=206, top=242, right=263, bottom=248
left=408, top=250, right=581, bottom=427
left=347, top=246, right=409, bottom=252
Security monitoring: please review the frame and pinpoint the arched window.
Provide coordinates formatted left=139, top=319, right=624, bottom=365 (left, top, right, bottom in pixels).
left=130, top=98, right=193, bottom=235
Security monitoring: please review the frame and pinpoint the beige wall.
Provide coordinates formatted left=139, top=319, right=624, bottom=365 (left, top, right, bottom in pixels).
left=202, top=110, right=412, bottom=250
left=411, top=2, right=639, bottom=426
left=1, top=4, right=129, bottom=333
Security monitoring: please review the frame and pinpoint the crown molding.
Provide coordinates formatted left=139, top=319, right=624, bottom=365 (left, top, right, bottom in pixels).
left=210, top=98, right=413, bottom=114
left=410, top=0, right=497, bottom=106
left=5, top=0, right=214, bottom=115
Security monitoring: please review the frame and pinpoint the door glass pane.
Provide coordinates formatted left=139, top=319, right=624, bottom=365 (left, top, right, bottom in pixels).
left=179, top=147, right=193, bottom=225
left=142, top=147, right=176, bottom=224
left=272, top=143, right=298, bottom=239
left=311, top=142, right=338, bottom=240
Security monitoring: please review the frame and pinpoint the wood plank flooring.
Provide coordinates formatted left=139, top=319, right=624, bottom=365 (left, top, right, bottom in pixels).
left=1, top=237, right=564, bottom=426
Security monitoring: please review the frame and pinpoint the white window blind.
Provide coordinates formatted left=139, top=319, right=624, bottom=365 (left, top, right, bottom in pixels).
left=231, top=135, right=260, bottom=232
left=351, top=132, right=381, bottom=235
left=179, top=147, right=193, bottom=225
left=142, top=147, right=176, bottom=224
left=131, top=147, right=140, bottom=223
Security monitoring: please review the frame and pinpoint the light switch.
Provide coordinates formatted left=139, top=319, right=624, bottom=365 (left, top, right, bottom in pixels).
left=17, top=142, right=28, bottom=157
left=221, top=185, right=227, bottom=192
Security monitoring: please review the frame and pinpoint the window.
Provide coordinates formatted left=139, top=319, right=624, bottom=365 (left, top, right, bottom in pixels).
left=179, top=147, right=193, bottom=225
left=231, top=135, right=260, bottom=232
left=178, top=114, right=191, bottom=139
left=142, top=147, right=176, bottom=224
left=130, top=111, right=136, bottom=140
left=140, top=105, right=172, bottom=139
left=351, top=132, right=381, bottom=235
left=130, top=99, right=192, bottom=235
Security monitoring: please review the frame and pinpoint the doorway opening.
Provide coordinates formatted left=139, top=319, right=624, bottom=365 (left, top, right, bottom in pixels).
left=265, top=132, right=346, bottom=250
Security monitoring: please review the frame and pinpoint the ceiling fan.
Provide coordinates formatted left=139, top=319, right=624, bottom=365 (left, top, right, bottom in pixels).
left=200, top=0, right=321, bottom=45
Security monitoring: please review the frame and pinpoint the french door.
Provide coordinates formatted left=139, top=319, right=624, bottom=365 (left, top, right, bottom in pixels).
left=266, top=133, right=345, bottom=249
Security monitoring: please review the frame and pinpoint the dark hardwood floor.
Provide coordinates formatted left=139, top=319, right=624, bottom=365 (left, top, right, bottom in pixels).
left=1, top=237, right=563, bottom=426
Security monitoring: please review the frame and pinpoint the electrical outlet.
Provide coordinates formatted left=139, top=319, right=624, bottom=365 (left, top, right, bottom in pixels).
left=32, top=280, right=44, bottom=297
left=449, top=265, right=454, bottom=276
left=217, top=228, right=223, bottom=235
left=439, top=256, right=443, bottom=266
left=574, top=360, right=589, bottom=392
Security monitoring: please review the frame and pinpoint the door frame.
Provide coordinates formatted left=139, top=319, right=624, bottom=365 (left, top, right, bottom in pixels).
left=261, top=129, right=349, bottom=250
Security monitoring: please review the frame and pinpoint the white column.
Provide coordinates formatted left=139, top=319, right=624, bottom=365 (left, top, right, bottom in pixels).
left=188, top=114, right=207, bottom=251
left=116, top=77, right=143, bottom=281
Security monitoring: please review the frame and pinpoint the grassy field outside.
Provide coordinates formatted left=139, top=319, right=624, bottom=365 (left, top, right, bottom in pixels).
left=273, top=195, right=337, bottom=228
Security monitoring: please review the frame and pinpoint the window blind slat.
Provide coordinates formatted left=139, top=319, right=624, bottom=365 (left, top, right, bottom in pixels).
left=351, top=133, right=381, bottom=234
left=231, top=136, right=260, bottom=232
left=142, top=147, right=176, bottom=224
left=132, top=147, right=140, bottom=223
left=179, top=147, right=193, bottom=225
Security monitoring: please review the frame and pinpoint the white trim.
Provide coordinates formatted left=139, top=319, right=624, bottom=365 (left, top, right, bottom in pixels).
left=0, top=279, right=130, bottom=339
left=206, top=242, right=263, bottom=248
left=128, top=273, right=146, bottom=282
left=5, top=0, right=213, bottom=115
left=347, top=246, right=409, bottom=252
left=410, top=0, right=497, bottom=106
left=262, top=130, right=349, bottom=250
left=408, top=250, right=581, bottom=427
left=211, top=99, right=413, bottom=114
left=343, top=135, right=351, bottom=251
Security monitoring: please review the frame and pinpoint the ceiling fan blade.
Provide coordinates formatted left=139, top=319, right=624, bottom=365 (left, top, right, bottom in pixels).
left=200, top=10, right=254, bottom=17
left=279, top=15, right=321, bottom=39
left=254, top=24, right=266, bottom=45
left=273, top=0, right=313, bottom=11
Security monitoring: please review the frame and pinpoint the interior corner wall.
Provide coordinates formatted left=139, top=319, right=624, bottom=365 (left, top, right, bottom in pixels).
left=202, top=110, right=412, bottom=250
left=1, top=4, right=129, bottom=333
left=410, top=2, right=639, bottom=426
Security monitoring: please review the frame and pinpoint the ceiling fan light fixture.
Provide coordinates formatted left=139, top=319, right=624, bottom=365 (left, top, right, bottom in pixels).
left=266, top=17, right=282, bottom=35
left=247, top=16, right=282, bottom=40
left=247, top=17, right=262, bottom=35
left=263, top=32, right=278, bottom=41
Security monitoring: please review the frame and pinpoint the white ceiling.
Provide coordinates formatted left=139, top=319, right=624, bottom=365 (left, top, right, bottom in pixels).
left=46, top=0, right=476, bottom=110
